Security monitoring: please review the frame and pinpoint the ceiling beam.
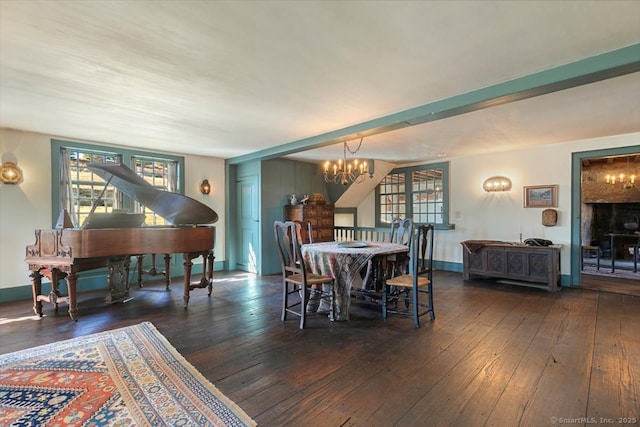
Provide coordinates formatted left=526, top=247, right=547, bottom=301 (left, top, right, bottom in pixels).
left=227, top=43, right=640, bottom=165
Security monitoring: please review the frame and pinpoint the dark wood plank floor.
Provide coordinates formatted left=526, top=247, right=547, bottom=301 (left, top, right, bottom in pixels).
left=1, top=271, right=639, bottom=426
left=581, top=272, right=640, bottom=297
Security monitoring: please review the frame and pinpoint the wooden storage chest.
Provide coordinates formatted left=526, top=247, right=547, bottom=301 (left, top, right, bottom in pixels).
left=461, top=241, right=562, bottom=292
left=285, top=204, right=335, bottom=243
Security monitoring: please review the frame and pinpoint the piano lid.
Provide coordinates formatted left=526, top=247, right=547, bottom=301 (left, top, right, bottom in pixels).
left=87, top=163, right=218, bottom=225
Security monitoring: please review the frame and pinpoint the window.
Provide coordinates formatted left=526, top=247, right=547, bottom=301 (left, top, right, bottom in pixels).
left=63, top=148, right=122, bottom=227
left=378, top=172, right=406, bottom=223
left=131, top=156, right=179, bottom=226
left=376, top=162, right=452, bottom=228
left=52, top=140, right=184, bottom=228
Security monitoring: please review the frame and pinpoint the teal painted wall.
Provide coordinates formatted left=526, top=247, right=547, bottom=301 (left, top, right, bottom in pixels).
left=261, top=158, right=328, bottom=275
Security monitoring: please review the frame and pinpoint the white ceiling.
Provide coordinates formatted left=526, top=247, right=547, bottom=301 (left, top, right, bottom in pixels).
left=1, top=1, right=639, bottom=164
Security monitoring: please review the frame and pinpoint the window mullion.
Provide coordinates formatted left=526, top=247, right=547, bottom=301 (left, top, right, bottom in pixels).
left=375, top=162, right=450, bottom=228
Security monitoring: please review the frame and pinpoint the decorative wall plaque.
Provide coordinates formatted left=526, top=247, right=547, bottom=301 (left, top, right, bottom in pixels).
left=542, top=208, right=558, bottom=226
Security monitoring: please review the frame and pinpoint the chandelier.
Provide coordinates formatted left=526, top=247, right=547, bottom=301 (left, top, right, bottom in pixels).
left=323, top=138, right=373, bottom=185
left=604, top=157, right=636, bottom=189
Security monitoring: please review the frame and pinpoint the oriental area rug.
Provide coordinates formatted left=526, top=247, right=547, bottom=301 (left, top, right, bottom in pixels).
left=0, top=321, right=256, bottom=426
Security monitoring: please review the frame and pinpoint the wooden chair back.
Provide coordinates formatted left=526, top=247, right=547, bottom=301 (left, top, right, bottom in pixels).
left=383, top=223, right=436, bottom=327
left=411, top=223, right=435, bottom=283
left=274, top=221, right=306, bottom=279
left=389, top=217, right=414, bottom=248
left=293, top=220, right=313, bottom=244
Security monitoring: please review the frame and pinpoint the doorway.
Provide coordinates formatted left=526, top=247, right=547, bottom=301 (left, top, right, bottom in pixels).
left=235, top=174, right=259, bottom=273
left=574, top=148, right=640, bottom=294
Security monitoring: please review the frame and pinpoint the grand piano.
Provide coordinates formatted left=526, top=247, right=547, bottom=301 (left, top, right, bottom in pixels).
left=25, top=162, right=218, bottom=321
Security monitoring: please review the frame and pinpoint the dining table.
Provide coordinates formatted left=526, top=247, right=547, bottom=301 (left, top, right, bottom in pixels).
left=301, top=240, right=409, bottom=321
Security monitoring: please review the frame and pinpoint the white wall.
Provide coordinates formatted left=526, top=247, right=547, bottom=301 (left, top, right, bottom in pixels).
left=0, top=128, right=225, bottom=291
left=357, top=132, right=640, bottom=277
left=2, top=127, right=638, bottom=291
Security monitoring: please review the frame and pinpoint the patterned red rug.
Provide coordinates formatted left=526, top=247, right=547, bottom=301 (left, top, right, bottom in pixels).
left=0, top=322, right=256, bottom=426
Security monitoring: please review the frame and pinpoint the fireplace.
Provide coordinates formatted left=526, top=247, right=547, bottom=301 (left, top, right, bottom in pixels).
left=585, top=203, right=640, bottom=261
left=581, top=154, right=640, bottom=263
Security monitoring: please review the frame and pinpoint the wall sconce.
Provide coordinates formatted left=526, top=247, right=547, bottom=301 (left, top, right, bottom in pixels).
left=483, top=176, right=512, bottom=192
left=0, top=161, right=23, bottom=184
left=200, top=179, right=211, bottom=195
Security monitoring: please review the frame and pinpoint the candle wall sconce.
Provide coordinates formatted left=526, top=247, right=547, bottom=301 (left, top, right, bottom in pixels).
left=200, top=179, right=211, bottom=195
left=0, top=161, right=23, bottom=184
left=482, top=176, right=511, bottom=192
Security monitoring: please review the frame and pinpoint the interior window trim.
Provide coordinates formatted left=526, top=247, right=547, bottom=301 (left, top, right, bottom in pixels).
left=375, top=161, right=454, bottom=230
left=50, top=139, right=185, bottom=228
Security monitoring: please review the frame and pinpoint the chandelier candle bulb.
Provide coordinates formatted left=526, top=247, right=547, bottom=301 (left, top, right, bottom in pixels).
left=603, top=157, right=636, bottom=189
left=323, top=138, right=372, bottom=185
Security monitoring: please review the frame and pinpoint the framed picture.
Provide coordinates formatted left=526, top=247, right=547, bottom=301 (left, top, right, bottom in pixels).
left=524, top=185, right=558, bottom=208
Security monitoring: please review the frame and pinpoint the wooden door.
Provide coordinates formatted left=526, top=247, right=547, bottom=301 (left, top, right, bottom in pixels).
left=236, top=175, right=259, bottom=273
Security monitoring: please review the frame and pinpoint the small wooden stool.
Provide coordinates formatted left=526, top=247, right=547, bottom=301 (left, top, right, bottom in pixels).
left=581, top=245, right=600, bottom=271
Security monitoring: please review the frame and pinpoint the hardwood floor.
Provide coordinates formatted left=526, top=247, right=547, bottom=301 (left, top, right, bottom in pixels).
left=1, top=271, right=639, bottom=426
left=580, top=273, right=640, bottom=297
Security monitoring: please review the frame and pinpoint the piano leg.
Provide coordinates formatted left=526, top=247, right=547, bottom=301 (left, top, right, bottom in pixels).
left=67, top=269, right=78, bottom=321
left=137, top=254, right=145, bottom=288
left=30, top=270, right=43, bottom=317
left=207, top=251, right=215, bottom=296
left=182, top=254, right=194, bottom=307
left=182, top=250, right=214, bottom=306
left=164, top=254, right=171, bottom=291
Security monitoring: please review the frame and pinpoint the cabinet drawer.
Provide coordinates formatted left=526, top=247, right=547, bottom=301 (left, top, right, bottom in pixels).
left=319, top=217, right=333, bottom=227
left=303, top=208, right=319, bottom=218
left=284, top=204, right=334, bottom=243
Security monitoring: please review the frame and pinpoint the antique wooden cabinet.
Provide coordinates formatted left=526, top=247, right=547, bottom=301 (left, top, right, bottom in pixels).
left=285, top=204, right=335, bottom=243
left=462, top=241, right=562, bottom=292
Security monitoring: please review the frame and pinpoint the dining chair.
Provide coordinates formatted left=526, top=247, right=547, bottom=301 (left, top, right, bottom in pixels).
left=382, top=223, right=435, bottom=328
left=361, top=217, right=415, bottom=290
left=273, top=221, right=335, bottom=329
left=293, top=220, right=326, bottom=312
left=293, top=220, right=313, bottom=244
left=386, top=217, right=414, bottom=278
left=288, top=221, right=312, bottom=268
left=389, top=217, right=414, bottom=246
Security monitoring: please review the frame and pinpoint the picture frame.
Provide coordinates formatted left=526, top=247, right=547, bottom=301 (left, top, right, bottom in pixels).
left=523, top=185, right=558, bottom=208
